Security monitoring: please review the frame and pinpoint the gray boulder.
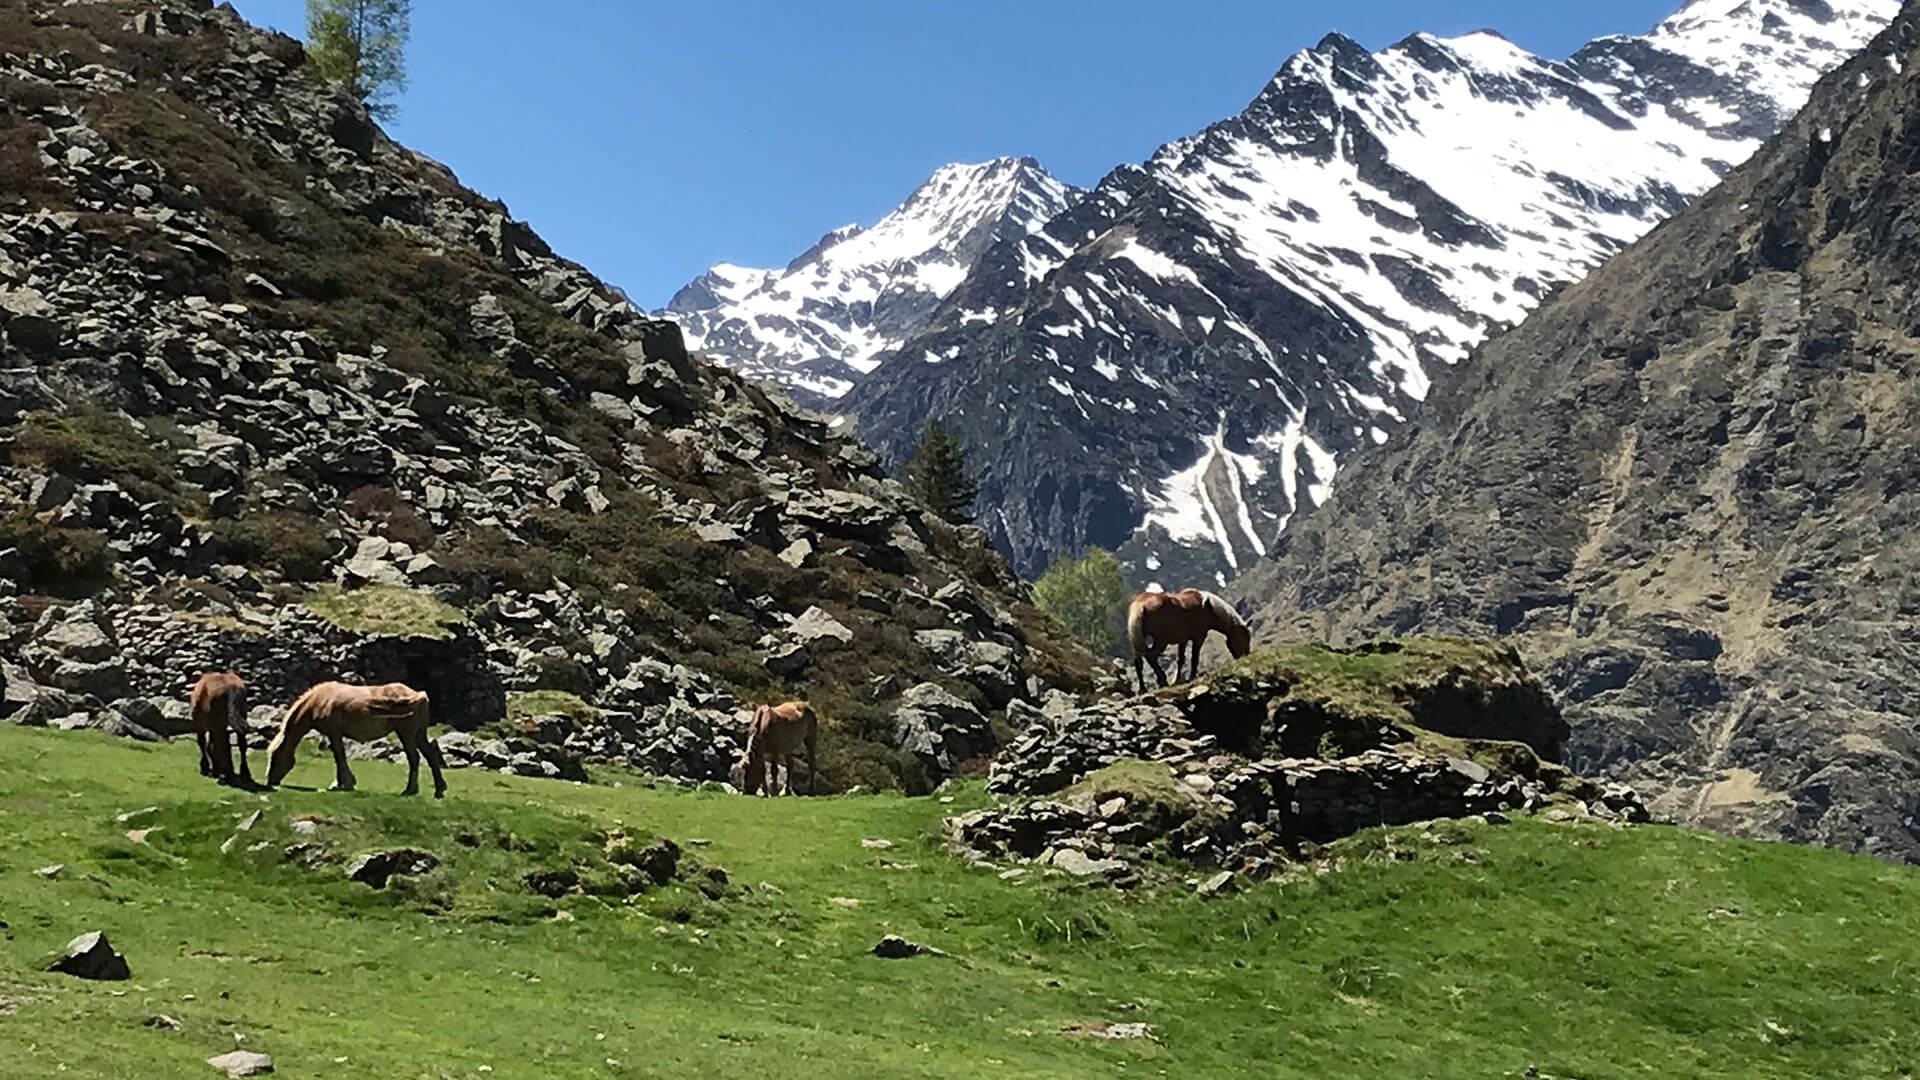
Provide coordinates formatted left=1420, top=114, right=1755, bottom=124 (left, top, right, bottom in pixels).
left=788, top=606, right=853, bottom=649
left=46, top=931, right=129, bottom=981
left=888, top=683, right=995, bottom=780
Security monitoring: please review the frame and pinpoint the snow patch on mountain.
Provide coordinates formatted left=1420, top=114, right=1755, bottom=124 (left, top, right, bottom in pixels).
left=661, top=157, right=1081, bottom=402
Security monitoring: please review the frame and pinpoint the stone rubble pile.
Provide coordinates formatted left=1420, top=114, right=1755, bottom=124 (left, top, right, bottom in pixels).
left=953, top=748, right=1651, bottom=886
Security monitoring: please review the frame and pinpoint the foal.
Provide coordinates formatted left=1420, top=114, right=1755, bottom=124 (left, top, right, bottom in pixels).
left=265, top=681, right=447, bottom=798
left=190, top=671, right=250, bottom=784
left=742, top=700, right=818, bottom=796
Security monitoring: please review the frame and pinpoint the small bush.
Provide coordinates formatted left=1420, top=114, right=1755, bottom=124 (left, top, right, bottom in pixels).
left=12, top=409, right=186, bottom=508
left=210, top=510, right=337, bottom=580
left=0, top=509, right=112, bottom=589
left=506, top=690, right=600, bottom=729
left=342, top=485, right=435, bottom=550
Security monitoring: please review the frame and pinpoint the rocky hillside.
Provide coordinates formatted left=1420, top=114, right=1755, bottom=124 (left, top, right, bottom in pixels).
left=844, top=0, right=1896, bottom=580
left=661, top=157, right=1081, bottom=403
left=1238, top=4, right=1920, bottom=862
left=0, top=0, right=1101, bottom=793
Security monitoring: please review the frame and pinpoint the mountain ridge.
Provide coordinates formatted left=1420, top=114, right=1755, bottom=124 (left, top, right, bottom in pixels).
left=661, top=156, right=1081, bottom=402
left=842, top=0, right=1898, bottom=579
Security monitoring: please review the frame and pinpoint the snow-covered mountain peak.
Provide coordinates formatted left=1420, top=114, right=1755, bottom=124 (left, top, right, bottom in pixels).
left=661, top=156, right=1081, bottom=401
left=843, top=0, right=1899, bottom=582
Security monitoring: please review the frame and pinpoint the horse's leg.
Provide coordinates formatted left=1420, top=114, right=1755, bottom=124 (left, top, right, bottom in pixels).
left=214, top=715, right=237, bottom=781
left=197, top=724, right=213, bottom=777
left=806, top=729, right=818, bottom=796
left=420, top=734, right=449, bottom=799
left=1146, top=644, right=1170, bottom=688
left=234, top=723, right=252, bottom=784
left=1133, top=653, right=1146, bottom=696
left=399, top=729, right=422, bottom=797
left=328, top=729, right=357, bottom=792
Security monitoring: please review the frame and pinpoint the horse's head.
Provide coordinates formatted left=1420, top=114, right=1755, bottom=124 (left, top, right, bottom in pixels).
left=265, top=729, right=297, bottom=787
left=1225, top=622, right=1252, bottom=659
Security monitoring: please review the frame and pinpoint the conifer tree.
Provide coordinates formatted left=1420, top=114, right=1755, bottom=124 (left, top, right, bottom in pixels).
left=901, top=419, right=980, bottom=525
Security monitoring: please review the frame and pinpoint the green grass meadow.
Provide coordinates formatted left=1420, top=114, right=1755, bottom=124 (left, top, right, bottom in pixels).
left=3, top=725, right=1918, bottom=1079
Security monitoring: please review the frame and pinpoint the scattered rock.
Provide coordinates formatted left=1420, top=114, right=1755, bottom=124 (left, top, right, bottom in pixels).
left=1061, top=1021, right=1157, bottom=1041
left=46, top=931, right=130, bottom=981
left=523, top=868, right=582, bottom=898
left=871, top=934, right=945, bottom=959
left=1196, top=871, right=1237, bottom=898
left=206, top=1050, right=274, bottom=1077
left=344, top=848, right=440, bottom=889
left=145, top=1014, right=183, bottom=1031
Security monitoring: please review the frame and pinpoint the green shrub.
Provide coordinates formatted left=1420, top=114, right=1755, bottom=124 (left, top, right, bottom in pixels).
left=1032, top=547, right=1128, bottom=657
left=0, top=509, right=112, bottom=589
left=12, top=409, right=186, bottom=508
left=210, top=510, right=337, bottom=580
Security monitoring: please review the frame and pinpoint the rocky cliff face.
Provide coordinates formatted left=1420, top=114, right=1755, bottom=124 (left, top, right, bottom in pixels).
left=661, top=157, right=1081, bottom=403
left=843, top=0, right=1896, bottom=580
left=1238, top=5, right=1920, bottom=862
left=0, top=0, right=1100, bottom=791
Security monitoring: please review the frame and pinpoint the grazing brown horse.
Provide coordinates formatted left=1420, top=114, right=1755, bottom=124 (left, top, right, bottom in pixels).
left=1126, top=588, right=1252, bottom=694
left=190, top=672, right=250, bottom=784
left=265, top=681, right=447, bottom=798
left=741, top=700, right=818, bottom=796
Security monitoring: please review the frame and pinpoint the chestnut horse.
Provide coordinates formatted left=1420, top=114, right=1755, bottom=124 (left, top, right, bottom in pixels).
left=265, top=681, right=447, bottom=798
left=742, top=700, right=818, bottom=796
left=190, top=671, right=250, bottom=784
left=1126, top=588, right=1252, bottom=694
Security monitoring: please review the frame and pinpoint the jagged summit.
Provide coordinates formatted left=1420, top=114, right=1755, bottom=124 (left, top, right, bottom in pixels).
left=661, top=156, right=1082, bottom=402
left=841, top=0, right=1897, bottom=581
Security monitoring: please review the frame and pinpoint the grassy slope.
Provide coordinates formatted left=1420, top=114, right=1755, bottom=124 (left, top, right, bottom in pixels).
left=2, top=726, right=1918, bottom=1079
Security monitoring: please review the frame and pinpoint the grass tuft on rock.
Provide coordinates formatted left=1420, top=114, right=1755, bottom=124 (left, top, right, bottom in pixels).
left=303, top=584, right=466, bottom=640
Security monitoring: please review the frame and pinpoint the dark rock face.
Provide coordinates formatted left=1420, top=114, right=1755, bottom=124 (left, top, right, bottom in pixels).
left=843, top=2, right=1894, bottom=580
left=1239, top=9, right=1920, bottom=862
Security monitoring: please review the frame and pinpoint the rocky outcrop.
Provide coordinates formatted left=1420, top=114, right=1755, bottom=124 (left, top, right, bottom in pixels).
left=959, top=639, right=1643, bottom=880
left=1237, top=9, right=1920, bottom=861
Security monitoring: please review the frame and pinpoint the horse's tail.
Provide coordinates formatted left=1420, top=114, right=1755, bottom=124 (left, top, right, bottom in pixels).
left=226, top=682, right=247, bottom=735
left=1125, top=594, right=1150, bottom=657
left=746, top=705, right=770, bottom=752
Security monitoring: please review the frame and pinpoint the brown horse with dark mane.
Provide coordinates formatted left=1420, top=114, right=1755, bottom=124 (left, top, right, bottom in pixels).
left=265, top=681, right=447, bottom=798
left=190, top=671, right=250, bottom=784
left=1126, top=588, right=1252, bottom=694
left=742, top=700, right=818, bottom=796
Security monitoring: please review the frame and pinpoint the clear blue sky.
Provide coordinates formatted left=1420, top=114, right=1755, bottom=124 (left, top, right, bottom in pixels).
left=229, top=1, right=1683, bottom=307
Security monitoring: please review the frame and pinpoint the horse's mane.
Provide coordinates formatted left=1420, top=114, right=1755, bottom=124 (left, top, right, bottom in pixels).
left=1196, top=590, right=1248, bottom=630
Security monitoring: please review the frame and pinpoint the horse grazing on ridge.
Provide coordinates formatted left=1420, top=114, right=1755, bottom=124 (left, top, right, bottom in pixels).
left=190, top=671, right=250, bottom=785
left=1126, top=588, right=1252, bottom=694
left=265, top=681, right=447, bottom=798
left=742, top=700, right=818, bottom=796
